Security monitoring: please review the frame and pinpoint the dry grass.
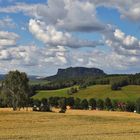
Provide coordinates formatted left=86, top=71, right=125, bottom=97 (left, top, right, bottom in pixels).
left=0, top=108, right=140, bottom=140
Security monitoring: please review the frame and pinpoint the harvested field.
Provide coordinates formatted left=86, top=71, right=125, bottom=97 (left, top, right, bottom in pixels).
left=0, top=108, right=140, bottom=140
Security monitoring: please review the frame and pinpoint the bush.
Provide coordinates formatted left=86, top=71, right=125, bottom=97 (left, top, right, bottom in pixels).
left=67, top=87, right=78, bottom=95
left=59, top=110, right=66, bottom=113
left=33, top=105, right=38, bottom=111
left=79, top=84, right=87, bottom=89
left=117, top=102, right=126, bottom=111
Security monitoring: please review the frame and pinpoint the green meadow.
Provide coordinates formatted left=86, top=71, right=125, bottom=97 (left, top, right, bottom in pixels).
left=33, top=85, right=140, bottom=102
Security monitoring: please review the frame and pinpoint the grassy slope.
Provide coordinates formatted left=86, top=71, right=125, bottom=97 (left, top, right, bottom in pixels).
left=1, top=109, right=140, bottom=140
left=33, top=85, right=140, bottom=102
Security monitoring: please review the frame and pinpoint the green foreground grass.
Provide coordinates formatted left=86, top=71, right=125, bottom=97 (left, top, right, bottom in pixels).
left=1, top=109, right=140, bottom=140
left=33, top=85, right=140, bottom=102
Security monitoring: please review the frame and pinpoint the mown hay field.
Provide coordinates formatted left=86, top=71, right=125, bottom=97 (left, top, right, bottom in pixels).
left=0, top=108, right=140, bottom=140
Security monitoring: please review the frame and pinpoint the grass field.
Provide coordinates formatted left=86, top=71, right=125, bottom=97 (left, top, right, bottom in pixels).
left=33, top=85, right=140, bottom=102
left=1, top=109, right=140, bottom=140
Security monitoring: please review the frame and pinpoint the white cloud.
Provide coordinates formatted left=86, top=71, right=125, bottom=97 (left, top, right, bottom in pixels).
left=0, top=1, right=105, bottom=32
left=0, top=31, right=19, bottom=49
left=56, top=0, right=105, bottom=32
left=91, top=0, right=140, bottom=21
left=29, top=19, right=102, bottom=48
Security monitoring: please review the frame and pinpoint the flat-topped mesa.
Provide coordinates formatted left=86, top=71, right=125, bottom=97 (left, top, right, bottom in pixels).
left=57, top=67, right=105, bottom=77
left=46, top=67, right=106, bottom=81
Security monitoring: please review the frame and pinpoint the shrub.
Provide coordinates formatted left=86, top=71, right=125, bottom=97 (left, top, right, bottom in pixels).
left=67, top=87, right=78, bottom=95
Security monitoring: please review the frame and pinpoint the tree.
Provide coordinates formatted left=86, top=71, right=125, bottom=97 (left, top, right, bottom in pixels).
left=58, top=98, right=66, bottom=113
left=49, top=97, right=59, bottom=107
left=39, top=98, right=51, bottom=112
left=81, top=99, right=88, bottom=110
left=2, top=70, right=29, bottom=111
left=112, top=100, right=118, bottom=110
left=126, top=101, right=135, bottom=112
left=89, top=98, right=96, bottom=110
left=105, top=98, right=112, bottom=110
left=74, top=98, right=81, bottom=109
left=97, top=99, right=104, bottom=110
left=66, top=97, right=74, bottom=108
left=111, top=77, right=129, bottom=90
left=136, top=98, right=140, bottom=113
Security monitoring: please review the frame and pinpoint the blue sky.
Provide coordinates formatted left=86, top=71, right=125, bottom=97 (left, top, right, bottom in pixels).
left=0, top=0, right=140, bottom=76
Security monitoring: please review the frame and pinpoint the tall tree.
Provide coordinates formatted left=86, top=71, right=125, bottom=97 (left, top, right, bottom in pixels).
left=105, top=98, right=113, bottom=110
left=58, top=98, right=66, bottom=113
left=89, top=98, right=96, bottom=110
left=136, top=98, right=140, bottom=113
left=97, top=99, right=104, bottom=110
left=81, top=99, right=89, bottom=110
left=3, top=70, right=29, bottom=111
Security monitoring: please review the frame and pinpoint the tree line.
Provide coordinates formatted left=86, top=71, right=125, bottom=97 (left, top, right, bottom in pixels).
left=27, top=97, right=140, bottom=113
left=30, top=73, right=140, bottom=92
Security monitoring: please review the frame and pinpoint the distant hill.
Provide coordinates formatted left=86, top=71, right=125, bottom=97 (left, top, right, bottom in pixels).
left=45, top=67, right=106, bottom=81
left=0, top=74, right=39, bottom=81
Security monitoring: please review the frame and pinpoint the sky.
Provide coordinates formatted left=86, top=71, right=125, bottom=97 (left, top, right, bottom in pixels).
left=0, top=0, right=140, bottom=76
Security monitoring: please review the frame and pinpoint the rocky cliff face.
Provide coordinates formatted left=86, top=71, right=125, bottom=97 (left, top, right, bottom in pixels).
left=46, top=67, right=106, bottom=81
left=57, top=67, right=105, bottom=77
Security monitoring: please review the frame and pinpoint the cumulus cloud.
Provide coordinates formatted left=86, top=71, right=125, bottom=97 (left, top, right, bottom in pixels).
left=105, top=29, right=140, bottom=56
left=90, top=0, right=140, bottom=21
left=0, top=31, right=19, bottom=49
left=0, top=2, right=42, bottom=17
left=55, top=0, right=105, bottom=32
left=0, top=1, right=106, bottom=32
left=29, top=19, right=102, bottom=48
